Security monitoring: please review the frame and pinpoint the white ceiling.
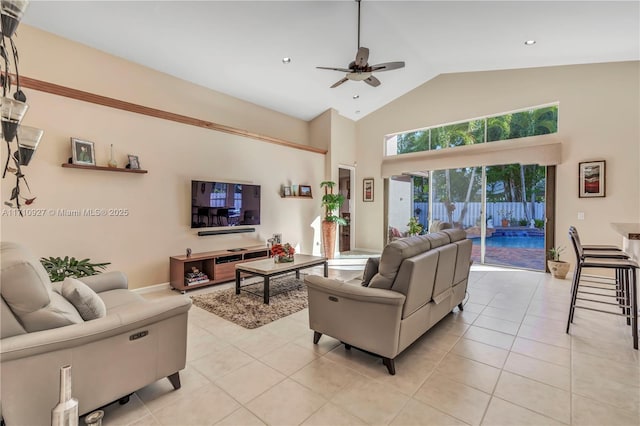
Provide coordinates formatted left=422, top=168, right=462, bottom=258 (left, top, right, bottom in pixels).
left=22, top=1, right=640, bottom=122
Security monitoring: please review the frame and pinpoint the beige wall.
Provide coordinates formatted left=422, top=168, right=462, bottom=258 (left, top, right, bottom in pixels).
left=355, top=61, right=640, bottom=252
left=330, top=110, right=357, bottom=182
left=308, top=108, right=357, bottom=253
left=1, top=26, right=323, bottom=289
left=309, top=109, right=331, bottom=152
left=17, top=26, right=310, bottom=146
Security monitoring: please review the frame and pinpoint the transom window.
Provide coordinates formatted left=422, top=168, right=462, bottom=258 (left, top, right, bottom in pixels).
left=385, top=104, right=558, bottom=156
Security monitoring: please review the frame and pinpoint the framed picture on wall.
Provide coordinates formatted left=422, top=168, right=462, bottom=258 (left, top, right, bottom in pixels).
left=127, top=155, right=141, bottom=170
left=579, top=160, right=605, bottom=198
left=282, top=186, right=292, bottom=197
left=71, top=138, right=96, bottom=166
left=363, top=178, right=374, bottom=202
left=299, top=185, right=312, bottom=197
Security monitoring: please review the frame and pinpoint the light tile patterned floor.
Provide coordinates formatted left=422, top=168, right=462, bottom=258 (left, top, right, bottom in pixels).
left=98, top=266, right=640, bottom=426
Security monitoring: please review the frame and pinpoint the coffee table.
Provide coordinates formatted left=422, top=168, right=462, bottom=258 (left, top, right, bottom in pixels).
left=235, top=254, right=328, bottom=304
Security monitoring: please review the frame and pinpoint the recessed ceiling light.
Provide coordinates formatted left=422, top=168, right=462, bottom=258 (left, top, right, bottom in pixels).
left=524, top=40, right=536, bottom=46
left=353, top=94, right=359, bottom=99
left=282, top=57, right=291, bottom=64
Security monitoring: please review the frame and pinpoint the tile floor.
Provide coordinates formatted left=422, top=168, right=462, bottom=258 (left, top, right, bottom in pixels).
left=98, top=265, right=639, bottom=426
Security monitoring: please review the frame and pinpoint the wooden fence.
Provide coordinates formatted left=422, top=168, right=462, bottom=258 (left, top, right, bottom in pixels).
left=413, top=202, right=545, bottom=228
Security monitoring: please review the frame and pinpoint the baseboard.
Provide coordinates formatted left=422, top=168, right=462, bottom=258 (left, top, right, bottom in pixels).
left=132, top=282, right=171, bottom=294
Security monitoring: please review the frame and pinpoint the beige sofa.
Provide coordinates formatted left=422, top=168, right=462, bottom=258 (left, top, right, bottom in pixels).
left=305, top=229, right=472, bottom=374
left=0, top=242, right=191, bottom=425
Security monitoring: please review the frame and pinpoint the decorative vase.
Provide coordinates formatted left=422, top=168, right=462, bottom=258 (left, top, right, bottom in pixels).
left=548, top=260, right=570, bottom=279
left=274, top=254, right=294, bottom=263
left=84, top=410, right=104, bottom=426
left=51, top=365, right=79, bottom=426
left=107, top=144, right=117, bottom=168
left=501, top=219, right=509, bottom=227
left=321, top=221, right=337, bottom=259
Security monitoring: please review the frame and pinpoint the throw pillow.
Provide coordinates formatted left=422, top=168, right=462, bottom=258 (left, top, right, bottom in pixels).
left=61, top=277, right=107, bottom=321
left=361, top=257, right=380, bottom=287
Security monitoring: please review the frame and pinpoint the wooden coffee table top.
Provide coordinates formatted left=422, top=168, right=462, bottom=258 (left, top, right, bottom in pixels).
left=236, top=254, right=327, bottom=275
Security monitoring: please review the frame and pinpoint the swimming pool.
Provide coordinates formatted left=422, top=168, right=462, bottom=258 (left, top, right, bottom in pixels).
left=471, top=235, right=544, bottom=249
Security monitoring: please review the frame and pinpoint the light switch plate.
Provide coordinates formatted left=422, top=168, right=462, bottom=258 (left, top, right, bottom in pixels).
left=578, top=212, right=585, bottom=220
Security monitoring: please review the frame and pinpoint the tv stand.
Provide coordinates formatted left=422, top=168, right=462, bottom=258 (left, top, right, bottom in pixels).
left=169, top=245, right=269, bottom=293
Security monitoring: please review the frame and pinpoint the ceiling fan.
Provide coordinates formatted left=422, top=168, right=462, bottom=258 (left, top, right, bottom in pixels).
left=317, top=0, right=405, bottom=88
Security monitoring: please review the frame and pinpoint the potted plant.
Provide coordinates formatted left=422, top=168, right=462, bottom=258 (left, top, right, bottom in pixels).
left=40, top=256, right=110, bottom=282
left=547, top=247, right=570, bottom=279
left=497, top=209, right=512, bottom=227
left=407, top=217, right=423, bottom=236
left=320, top=181, right=347, bottom=259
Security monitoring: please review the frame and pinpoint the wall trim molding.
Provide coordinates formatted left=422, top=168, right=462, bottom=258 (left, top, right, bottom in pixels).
left=20, top=75, right=327, bottom=155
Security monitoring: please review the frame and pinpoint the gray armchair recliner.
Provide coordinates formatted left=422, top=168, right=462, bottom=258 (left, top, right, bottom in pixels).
left=0, top=242, right=191, bottom=425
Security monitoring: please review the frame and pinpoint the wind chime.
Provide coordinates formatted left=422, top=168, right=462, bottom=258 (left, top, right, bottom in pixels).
left=1, top=0, right=42, bottom=215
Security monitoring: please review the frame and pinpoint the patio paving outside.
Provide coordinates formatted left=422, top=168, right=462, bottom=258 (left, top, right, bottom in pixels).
left=471, top=245, right=545, bottom=271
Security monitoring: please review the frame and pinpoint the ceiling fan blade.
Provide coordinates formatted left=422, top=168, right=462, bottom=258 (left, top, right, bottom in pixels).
left=355, top=47, right=369, bottom=67
left=317, top=66, right=353, bottom=73
left=370, top=61, right=405, bottom=72
left=330, top=77, right=349, bottom=88
left=364, top=75, right=381, bottom=87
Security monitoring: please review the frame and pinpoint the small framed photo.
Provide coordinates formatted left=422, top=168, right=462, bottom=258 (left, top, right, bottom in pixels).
left=363, top=178, right=374, bottom=202
left=283, top=186, right=292, bottom=197
left=579, top=160, right=605, bottom=198
left=299, top=185, right=312, bottom=197
left=128, top=155, right=140, bottom=170
left=71, top=138, right=95, bottom=166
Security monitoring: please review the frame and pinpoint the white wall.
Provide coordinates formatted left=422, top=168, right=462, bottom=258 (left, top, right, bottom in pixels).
left=1, top=26, right=323, bottom=289
left=388, top=178, right=412, bottom=232
left=355, top=62, right=640, bottom=252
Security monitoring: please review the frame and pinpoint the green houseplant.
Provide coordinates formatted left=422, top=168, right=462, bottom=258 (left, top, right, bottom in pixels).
left=547, top=246, right=569, bottom=279
left=320, top=181, right=347, bottom=259
left=407, top=217, right=423, bottom=236
left=40, top=256, right=110, bottom=282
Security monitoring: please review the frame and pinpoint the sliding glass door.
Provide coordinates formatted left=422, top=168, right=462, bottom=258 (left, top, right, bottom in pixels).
left=483, top=164, right=546, bottom=270
left=386, top=164, right=547, bottom=271
left=431, top=167, right=482, bottom=265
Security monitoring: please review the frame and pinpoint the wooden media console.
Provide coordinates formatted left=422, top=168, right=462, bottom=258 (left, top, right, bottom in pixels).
left=169, top=246, right=269, bottom=292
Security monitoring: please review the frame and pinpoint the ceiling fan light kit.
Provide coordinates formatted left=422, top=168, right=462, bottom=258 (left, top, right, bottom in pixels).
left=317, top=0, right=405, bottom=88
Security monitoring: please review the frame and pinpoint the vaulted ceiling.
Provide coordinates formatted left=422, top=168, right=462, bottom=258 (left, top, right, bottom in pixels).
left=23, top=1, right=640, bottom=121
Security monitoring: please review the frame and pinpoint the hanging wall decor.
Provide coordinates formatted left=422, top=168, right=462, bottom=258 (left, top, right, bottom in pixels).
left=1, top=0, right=43, bottom=215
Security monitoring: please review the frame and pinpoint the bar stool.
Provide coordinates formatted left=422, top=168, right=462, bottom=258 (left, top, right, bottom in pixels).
left=569, top=226, right=622, bottom=251
left=569, top=226, right=630, bottom=313
left=566, top=228, right=638, bottom=349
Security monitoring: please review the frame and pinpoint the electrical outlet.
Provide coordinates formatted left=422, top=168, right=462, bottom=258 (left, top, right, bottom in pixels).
left=577, top=212, right=585, bottom=220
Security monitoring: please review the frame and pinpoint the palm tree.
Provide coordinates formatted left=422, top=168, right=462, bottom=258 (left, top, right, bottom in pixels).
left=431, top=121, right=483, bottom=225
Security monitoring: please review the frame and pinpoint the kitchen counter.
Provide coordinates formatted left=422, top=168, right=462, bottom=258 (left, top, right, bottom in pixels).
left=611, top=222, right=640, bottom=261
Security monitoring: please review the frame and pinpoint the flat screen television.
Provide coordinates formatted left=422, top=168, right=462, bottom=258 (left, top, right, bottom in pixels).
left=191, top=180, right=261, bottom=228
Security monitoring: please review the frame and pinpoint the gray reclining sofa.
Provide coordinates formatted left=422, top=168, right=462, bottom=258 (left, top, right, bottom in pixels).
left=305, top=229, right=472, bottom=374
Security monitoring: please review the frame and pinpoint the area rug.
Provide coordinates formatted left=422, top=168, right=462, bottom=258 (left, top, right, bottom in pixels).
left=190, top=274, right=308, bottom=329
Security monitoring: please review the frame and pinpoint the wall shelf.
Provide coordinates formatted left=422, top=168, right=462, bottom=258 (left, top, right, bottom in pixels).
left=280, top=195, right=313, bottom=199
left=61, top=163, right=148, bottom=174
